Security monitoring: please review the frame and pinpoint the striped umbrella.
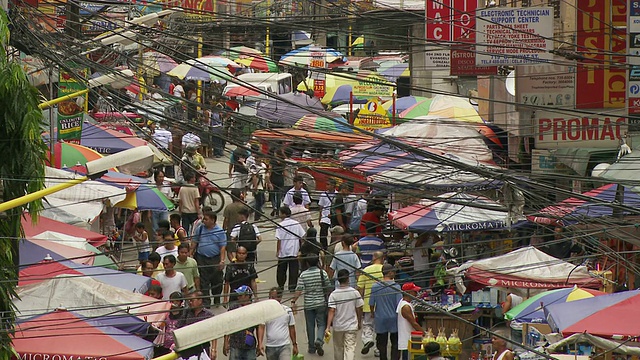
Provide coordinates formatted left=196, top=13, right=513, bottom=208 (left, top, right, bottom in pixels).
left=49, top=142, right=103, bottom=169
left=226, top=46, right=263, bottom=59
left=505, top=287, right=605, bottom=324
left=382, top=96, right=430, bottom=116
left=293, top=113, right=352, bottom=133
left=115, top=182, right=175, bottom=211
left=279, top=45, right=347, bottom=67
left=167, top=56, right=239, bottom=81
left=236, top=55, right=279, bottom=72
left=379, top=62, right=410, bottom=81
left=141, top=51, right=178, bottom=77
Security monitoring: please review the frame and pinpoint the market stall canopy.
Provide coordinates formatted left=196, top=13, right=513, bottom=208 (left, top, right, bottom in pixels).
left=19, top=259, right=150, bottom=293
left=449, top=246, right=602, bottom=294
left=527, top=183, right=640, bottom=226
left=46, top=142, right=104, bottom=169
left=252, top=128, right=371, bottom=143
left=279, top=44, right=347, bottom=67
left=546, top=333, right=640, bottom=356
left=25, top=233, right=116, bottom=269
left=389, top=193, right=526, bottom=232
left=598, top=150, right=640, bottom=194
left=141, top=50, right=178, bottom=77
left=545, top=290, right=640, bottom=339
left=382, top=96, right=430, bottom=116
left=293, top=113, right=352, bottom=133
left=504, top=286, right=605, bottom=324
left=14, top=275, right=169, bottom=324
left=41, top=197, right=104, bottom=228
left=81, top=121, right=147, bottom=154
left=43, top=166, right=126, bottom=208
left=19, top=238, right=96, bottom=268
left=340, top=141, right=501, bottom=191
left=12, top=310, right=153, bottom=360
left=255, top=92, right=323, bottom=125
left=22, top=213, right=108, bottom=247
left=167, top=56, right=239, bottom=81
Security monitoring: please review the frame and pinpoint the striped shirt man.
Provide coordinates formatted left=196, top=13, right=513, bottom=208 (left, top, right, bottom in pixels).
left=295, top=266, right=331, bottom=309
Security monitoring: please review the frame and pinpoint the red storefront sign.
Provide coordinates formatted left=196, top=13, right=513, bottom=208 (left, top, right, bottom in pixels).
left=426, top=0, right=452, bottom=41
left=576, top=0, right=626, bottom=109
left=450, top=46, right=497, bottom=76
left=314, top=80, right=326, bottom=98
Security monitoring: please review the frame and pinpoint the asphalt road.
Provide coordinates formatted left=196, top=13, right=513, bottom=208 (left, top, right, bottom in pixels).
left=122, top=154, right=378, bottom=359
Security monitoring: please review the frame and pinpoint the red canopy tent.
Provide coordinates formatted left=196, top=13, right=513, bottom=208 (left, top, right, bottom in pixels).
left=12, top=310, right=153, bottom=360
left=21, top=213, right=107, bottom=247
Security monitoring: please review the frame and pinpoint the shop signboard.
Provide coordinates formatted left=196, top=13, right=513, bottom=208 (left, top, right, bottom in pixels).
left=57, top=63, right=87, bottom=144
left=475, top=7, right=554, bottom=66
left=535, top=110, right=627, bottom=149
left=354, top=99, right=392, bottom=132
left=515, top=59, right=575, bottom=108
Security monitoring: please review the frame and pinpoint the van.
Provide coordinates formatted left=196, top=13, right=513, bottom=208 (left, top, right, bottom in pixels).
left=223, top=73, right=293, bottom=103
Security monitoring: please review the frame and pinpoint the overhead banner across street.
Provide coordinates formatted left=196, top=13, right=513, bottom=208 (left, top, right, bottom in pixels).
left=475, top=7, right=554, bottom=66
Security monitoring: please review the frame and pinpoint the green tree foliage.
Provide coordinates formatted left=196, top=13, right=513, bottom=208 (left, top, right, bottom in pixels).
left=0, top=8, right=48, bottom=359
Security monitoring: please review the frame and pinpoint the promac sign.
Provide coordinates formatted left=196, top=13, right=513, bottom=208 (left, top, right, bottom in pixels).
left=535, top=111, right=627, bottom=148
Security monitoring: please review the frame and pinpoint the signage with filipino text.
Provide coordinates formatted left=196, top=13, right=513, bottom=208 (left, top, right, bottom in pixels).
left=576, top=0, right=626, bottom=109
left=57, top=63, right=87, bottom=144
left=354, top=99, right=391, bottom=131
left=535, top=110, right=627, bottom=148
left=475, top=7, right=554, bottom=66
left=351, top=76, right=394, bottom=97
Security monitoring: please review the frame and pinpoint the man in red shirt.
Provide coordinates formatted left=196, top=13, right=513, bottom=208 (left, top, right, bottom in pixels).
left=359, top=205, right=385, bottom=238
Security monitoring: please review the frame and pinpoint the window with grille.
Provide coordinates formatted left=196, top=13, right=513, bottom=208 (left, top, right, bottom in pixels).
left=548, top=0, right=560, bottom=18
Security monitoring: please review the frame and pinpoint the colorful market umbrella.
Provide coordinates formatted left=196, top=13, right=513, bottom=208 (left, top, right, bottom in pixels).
left=141, top=51, right=178, bottom=77
left=279, top=44, right=347, bottom=67
left=167, top=56, right=238, bottom=81
left=298, top=71, right=394, bottom=106
left=22, top=213, right=108, bottom=247
left=81, top=122, right=147, bottom=154
left=400, top=94, right=483, bottom=122
left=48, top=142, right=103, bottom=169
left=504, top=287, right=606, bottom=324
left=388, top=193, right=526, bottom=232
left=256, top=92, right=324, bottom=125
left=12, top=310, right=154, bottom=360
left=379, top=62, right=410, bottom=81
left=225, top=45, right=263, bottom=59
left=293, top=113, right=352, bottom=133
left=29, top=231, right=117, bottom=269
left=382, top=96, right=430, bottom=116
left=236, top=55, right=279, bottom=72
left=19, top=259, right=150, bottom=293
left=528, top=183, right=640, bottom=226
left=545, top=290, right=640, bottom=339
left=115, top=182, right=175, bottom=211
left=225, top=85, right=263, bottom=97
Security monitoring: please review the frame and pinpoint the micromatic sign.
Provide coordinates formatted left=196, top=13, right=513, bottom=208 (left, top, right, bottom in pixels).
left=18, top=354, right=108, bottom=360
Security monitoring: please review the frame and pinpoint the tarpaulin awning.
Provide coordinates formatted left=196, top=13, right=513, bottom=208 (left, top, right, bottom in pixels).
left=545, top=290, right=640, bottom=339
left=22, top=213, right=107, bottom=247
left=449, top=246, right=602, bottom=294
left=12, top=310, right=153, bottom=360
left=19, top=238, right=96, bottom=268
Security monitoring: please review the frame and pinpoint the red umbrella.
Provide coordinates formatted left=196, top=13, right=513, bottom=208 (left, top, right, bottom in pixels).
left=225, top=85, right=262, bottom=97
left=12, top=310, right=153, bottom=360
left=21, top=213, right=108, bottom=247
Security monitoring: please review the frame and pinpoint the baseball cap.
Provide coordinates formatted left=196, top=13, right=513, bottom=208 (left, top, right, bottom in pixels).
left=234, top=285, right=253, bottom=296
left=402, top=282, right=421, bottom=292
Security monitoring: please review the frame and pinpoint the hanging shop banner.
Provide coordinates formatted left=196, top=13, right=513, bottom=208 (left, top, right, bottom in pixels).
left=354, top=99, right=392, bottom=132
left=57, top=63, right=88, bottom=144
left=450, top=44, right=498, bottom=76
left=475, top=7, right=554, bottom=66
left=515, top=58, right=575, bottom=108
left=576, top=0, right=626, bottom=109
left=535, top=110, right=627, bottom=149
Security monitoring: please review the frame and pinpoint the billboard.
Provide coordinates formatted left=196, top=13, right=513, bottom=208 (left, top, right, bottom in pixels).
left=475, top=7, right=554, bottom=66
left=535, top=110, right=627, bottom=148
left=576, top=0, right=626, bottom=109
left=516, top=59, right=575, bottom=107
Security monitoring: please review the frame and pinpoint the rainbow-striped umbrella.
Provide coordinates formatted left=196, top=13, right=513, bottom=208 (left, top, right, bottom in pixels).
left=115, top=182, right=175, bottom=211
left=505, top=287, right=606, bottom=324
left=382, top=96, right=430, bottom=116
left=48, top=142, right=103, bottom=169
left=293, top=113, right=353, bottom=133
left=236, top=55, right=279, bottom=72
left=226, top=46, right=263, bottom=60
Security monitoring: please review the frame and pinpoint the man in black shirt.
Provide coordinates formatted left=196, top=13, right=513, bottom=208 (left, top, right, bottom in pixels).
left=224, top=246, right=258, bottom=304
left=179, top=291, right=216, bottom=359
left=331, top=182, right=352, bottom=231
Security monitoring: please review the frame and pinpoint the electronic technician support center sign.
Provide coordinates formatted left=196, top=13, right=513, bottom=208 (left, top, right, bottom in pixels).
left=475, top=7, right=554, bottom=66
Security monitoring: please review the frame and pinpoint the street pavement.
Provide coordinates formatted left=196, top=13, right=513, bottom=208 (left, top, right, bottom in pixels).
left=123, top=154, right=378, bottom=359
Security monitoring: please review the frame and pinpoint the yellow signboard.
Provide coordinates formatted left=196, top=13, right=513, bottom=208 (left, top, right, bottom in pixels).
left=354, top=99, right=392, bottom=131
left=351, top=75, right=394, bottom=97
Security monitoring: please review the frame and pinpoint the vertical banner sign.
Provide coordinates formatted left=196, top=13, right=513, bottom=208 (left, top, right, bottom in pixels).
left=450, top=0, right=497, bottom=76
left=628, top=0, right=640, bottom=131
left=576, top=0, right=626, bottom=109
left=313, top=79, right=326, bottom=99
left=425, top=0, right=453, bottom=68
left=57, top=63, right=87, bottom=144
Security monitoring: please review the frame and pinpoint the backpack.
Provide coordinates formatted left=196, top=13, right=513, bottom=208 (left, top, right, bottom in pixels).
left=237, top=222, right=257, bottom=252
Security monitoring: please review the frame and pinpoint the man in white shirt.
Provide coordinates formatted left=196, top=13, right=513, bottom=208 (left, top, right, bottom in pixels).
left=275, top=206, right=305, bottom=292
left=258, top=287, right=299, bottom=360
left=156, top=254, right=188, bottom=300
left=155, top=231, right=179, bottom=261
left=283, top=175, right=311, bottom=209
left=397, top=282, right=425, bottom=359
left=173, top=81, right=185, bottom=98
left=318, top=178, right=337, bottom=249
left=325, top=269, right=364, bottom=360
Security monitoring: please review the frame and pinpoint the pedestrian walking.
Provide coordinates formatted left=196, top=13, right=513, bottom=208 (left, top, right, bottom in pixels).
left=178, top=171, right=200, bottom=234
left=230, top=208, right=262, bottom=263
left=357, top=251, right=384, bottom=355
left=174, top=243, right=200, bottom=293
left=317, top=178, right=337, bottom=249
left=325, top=269, right=364, bottom=360
left=369, top=264, right=402, bottom=360
left=169, top=213, right=189, bottom=246
left=329, top=234, right=361, bottom=289
left=290, top=192, right=312, bottom=231
left=181, top=291, right=217, bottom=359
left=397, top=282, right=425, bottom=360
left=154, top=291, right=186, bottom=357
left=151, top=170, right=171, bottom=233
left=292, top=255, right=331, bottom=356
left=491, top=330, right=515, bottom=360
left=133, top=222, right=151, bottom=264
left=276, top=206, right=305, bottom=292
left=224, top=246, right=258, bottom=304
left=283, top=175, right=311, bottom=209
left=155, top=230, right=178, bottom=262
left=224, top=285, right=259, bottom=360
left=330, top=183, right=352, bottom=231
left=258, top=287, right=299, bottom=360
left=223, top=189, right=249, bottom=260
left=357, top=222, right=386, bottom=267
left=266, top=147, right=286, bottom=216
left=229, top=145, right=249, bottom=190
left=156, top=255, right=188, bottom=300
left=191, top=211, right=227, bottom=307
